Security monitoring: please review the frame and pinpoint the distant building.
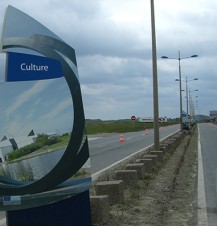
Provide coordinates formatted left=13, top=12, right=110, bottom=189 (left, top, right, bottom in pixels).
left=0, top=131, right=37, bottom=162
left=0, top=130, right=58, bottom=162
left=47, top=132, right=58, bottom=139
left=0, top=139, right=13, bottom=162
left=210, top=110, right=217, bottom=120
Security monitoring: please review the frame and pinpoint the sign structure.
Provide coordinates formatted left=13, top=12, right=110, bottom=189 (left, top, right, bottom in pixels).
left=131, top=115, right=136, bottom=121
left=0, top=5, right=91, bottom=209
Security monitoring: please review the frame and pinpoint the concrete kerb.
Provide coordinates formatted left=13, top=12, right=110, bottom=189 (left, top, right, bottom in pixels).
left=95, top=180, right=124, bottom=205
left=150, top=151, right=164, bottom=162
left=136, top=159, right=152, bottom=173
left=114, top=170, right=138, bottom=188
left=90, top=195, right=110, bottom=225
left=125, top=163, right=145, bottom=179
left=143, top=155, right=158, bottom=166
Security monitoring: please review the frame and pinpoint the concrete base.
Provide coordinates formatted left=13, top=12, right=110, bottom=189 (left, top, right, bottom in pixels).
left=136, top=159, right=152, bottom=173
left=7, top=191, right=91, bottom=226
left=115, top=170, right=138, bottom=187
left=95, top=180, right=124, bottom=204
left=142, top=155, right=158, bottom=166
left=90, top=195, right=110, bottom=225
left=150, top=151, right=164, bottom=162
left=125, top=163, right=145, bottom=179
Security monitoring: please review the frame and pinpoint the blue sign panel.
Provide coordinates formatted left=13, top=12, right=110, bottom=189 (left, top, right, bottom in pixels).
left=7, top=52, right=63, bottom=82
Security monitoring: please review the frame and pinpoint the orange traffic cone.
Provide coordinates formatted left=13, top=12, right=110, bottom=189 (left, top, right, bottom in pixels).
left=119, top=134, right=125, bottom=142
left=145, top=128, right=149, bottom=136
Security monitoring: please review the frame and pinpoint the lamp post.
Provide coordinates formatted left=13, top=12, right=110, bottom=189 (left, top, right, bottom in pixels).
left=150, top=0, right=160, bottom=151
left=176, top=77, right=198, bottom=125
left=161, top=51, right=198, bottom=131
left=189, top=89, right=198, bottom=121
left=186, top=78, right=198, bottom=124
left=194, top=96, right=201, bottom=115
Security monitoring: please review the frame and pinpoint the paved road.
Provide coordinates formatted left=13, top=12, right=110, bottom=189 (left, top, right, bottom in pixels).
left=198, top=123, right=217, bottom=225
left=89, top=124, right=180, bottom=175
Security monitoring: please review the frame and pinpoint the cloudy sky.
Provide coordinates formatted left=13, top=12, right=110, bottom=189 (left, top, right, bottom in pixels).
left=0, top=0, right=217, bottom=131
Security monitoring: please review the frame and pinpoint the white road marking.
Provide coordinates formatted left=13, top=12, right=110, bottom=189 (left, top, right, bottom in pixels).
left=88, top=137, right=101, bottom=141
left=197, top=125, right=208, bottom=226
left=97, top=144, right=107, bottom=148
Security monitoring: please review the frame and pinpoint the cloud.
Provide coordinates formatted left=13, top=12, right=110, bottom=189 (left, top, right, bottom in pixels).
left=39, top=97, right=73, bottom=123
left=0, top=78, right=73, bottom=138
left=5, top=80, right=54, bottom=119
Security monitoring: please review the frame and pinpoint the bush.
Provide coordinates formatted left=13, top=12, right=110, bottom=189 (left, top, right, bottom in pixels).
left=7, top=134, right=61, bottom=161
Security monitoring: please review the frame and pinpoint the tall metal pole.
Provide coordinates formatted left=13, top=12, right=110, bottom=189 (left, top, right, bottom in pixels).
left=186, top=76, right=189, bottom=124
left=189, top=88, right=192, bottom=118
left=150, top=0, right=159, bottom=150
left=178, top=51, right=183, bottom=131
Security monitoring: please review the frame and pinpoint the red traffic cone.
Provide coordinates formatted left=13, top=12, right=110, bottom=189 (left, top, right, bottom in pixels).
left=145, top=128, right=149, bottom=136
left=119, top=134, right=125, bottom=142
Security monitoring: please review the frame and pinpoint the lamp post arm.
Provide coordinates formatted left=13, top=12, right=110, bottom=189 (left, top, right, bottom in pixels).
left=161, top=56, right=178, bottom=60
left=180, top=56, right=194, bottom=60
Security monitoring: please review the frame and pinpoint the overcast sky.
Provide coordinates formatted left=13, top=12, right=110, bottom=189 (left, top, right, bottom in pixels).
left=0, top=0, right=217, bottom=127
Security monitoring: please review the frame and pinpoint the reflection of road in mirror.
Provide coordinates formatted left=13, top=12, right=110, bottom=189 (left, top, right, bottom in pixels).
left=0, top=148, right=65, bottom=180
left=0, top=145, right=91, bottom=181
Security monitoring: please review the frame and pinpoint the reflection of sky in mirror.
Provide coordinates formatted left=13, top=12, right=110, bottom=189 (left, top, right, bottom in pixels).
left=0, top=54, right=5, bottom=82
left=2, top=5, right=61, bottom=43
left=0, top=77, right=73, bottom=139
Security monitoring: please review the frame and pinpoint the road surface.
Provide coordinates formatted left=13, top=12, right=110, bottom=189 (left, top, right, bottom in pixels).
left=198, top=123, right=217, bottom=225
left=89, top=124, right=180, bottom=174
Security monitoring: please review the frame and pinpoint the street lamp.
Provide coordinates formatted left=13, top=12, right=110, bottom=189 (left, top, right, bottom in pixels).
left=176, top=77, right=198, bottom=124
left=186, top=78, right=198, bottom=124
left=194, top=96, right=199, bottom=114
left=161, top=51, right=198, bottom=131
left=188, top=89, right=198, bottom=120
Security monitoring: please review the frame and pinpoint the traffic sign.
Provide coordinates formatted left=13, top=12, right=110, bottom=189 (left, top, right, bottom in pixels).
left=131, top=115, right=136, bottom=121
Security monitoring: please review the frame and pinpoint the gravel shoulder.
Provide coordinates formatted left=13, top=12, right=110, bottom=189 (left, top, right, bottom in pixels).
left=107, top=127, right=198, bottom=226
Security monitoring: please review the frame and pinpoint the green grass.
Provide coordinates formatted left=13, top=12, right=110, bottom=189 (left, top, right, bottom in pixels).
left=8, top=135, right=70, bottom=162
left=35, top=135, right=70, bottom=154
left=85, top=120, right=177, bottom=134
